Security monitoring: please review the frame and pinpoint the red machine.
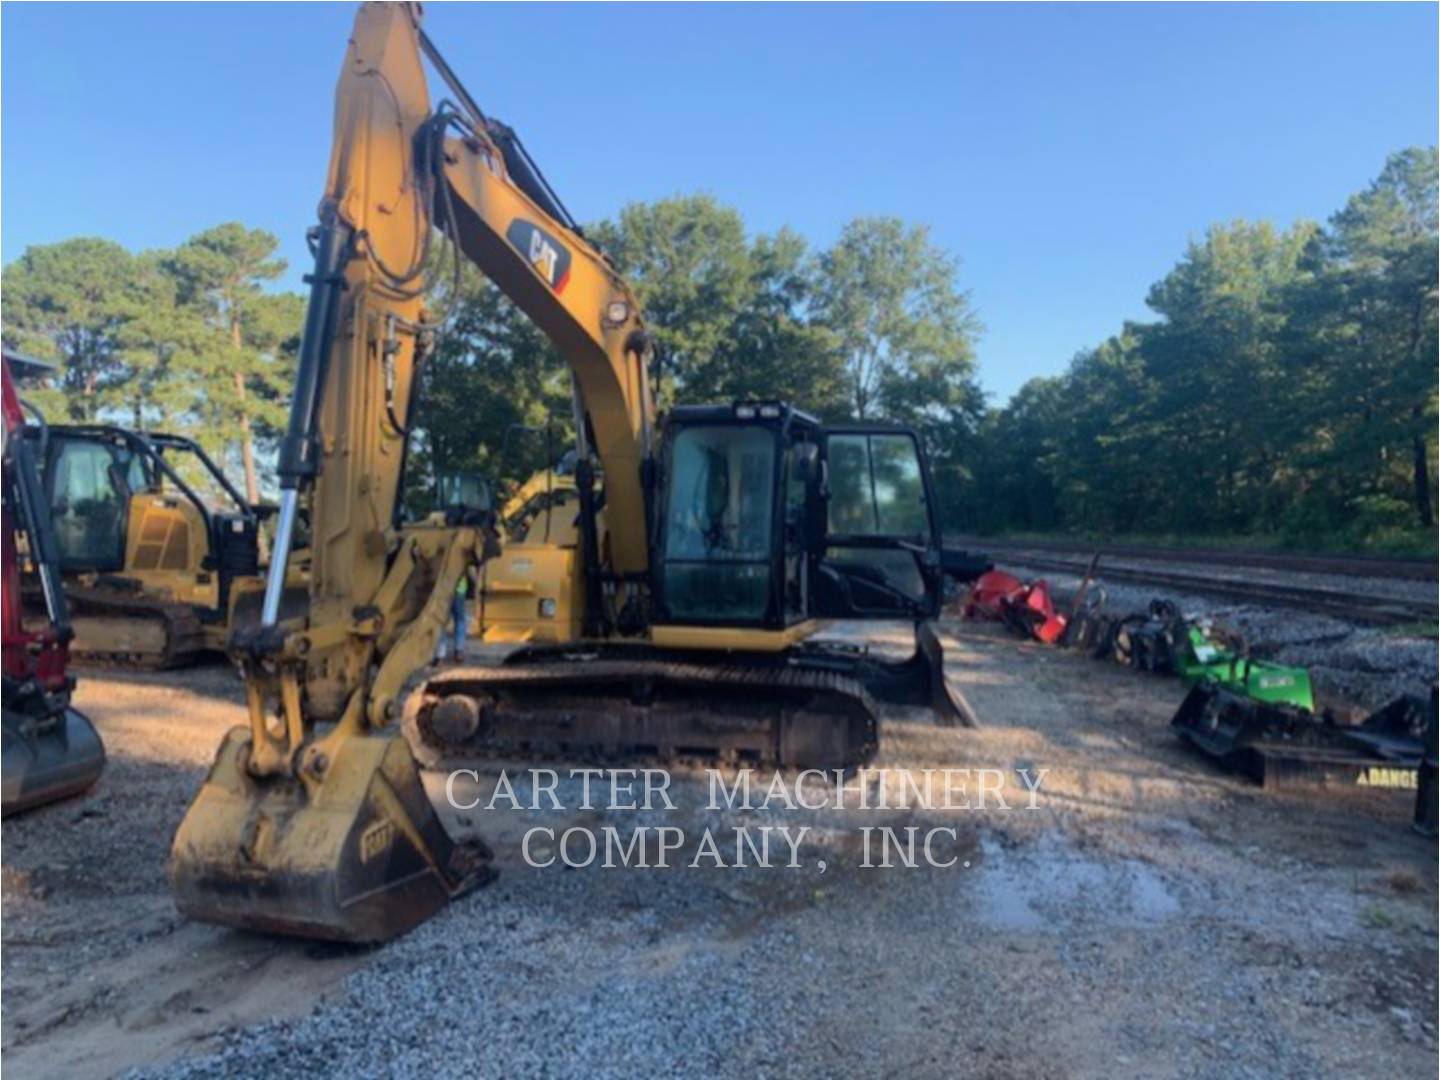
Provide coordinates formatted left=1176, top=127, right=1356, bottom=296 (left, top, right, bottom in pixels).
left=2, top=350, right=105, bottom=815
left=964, top=569, right=1068, bottom=644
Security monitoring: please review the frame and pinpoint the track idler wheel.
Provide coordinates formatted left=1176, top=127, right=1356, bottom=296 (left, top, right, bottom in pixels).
left=169, top=728, right=493, bottom=943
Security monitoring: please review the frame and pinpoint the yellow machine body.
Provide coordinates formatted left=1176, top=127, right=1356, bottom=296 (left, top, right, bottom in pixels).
left=25, top=425, right=294, bottom=667
left=477, top=543, right=583, bottom=644
left=122, top=492, right=213, bottom=594
left=478, top=469, right=587, bottom=644
left=58, top=492, right=217, bottom=659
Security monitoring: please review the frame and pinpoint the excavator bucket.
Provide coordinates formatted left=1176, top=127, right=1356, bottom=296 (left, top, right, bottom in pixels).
left=170, top=728, right=492, bottom=942
left=1, top=704, right=105, bottom=817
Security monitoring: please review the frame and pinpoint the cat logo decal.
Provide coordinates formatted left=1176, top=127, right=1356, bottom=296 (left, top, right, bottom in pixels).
left=507, top=219, right=572, bottom=294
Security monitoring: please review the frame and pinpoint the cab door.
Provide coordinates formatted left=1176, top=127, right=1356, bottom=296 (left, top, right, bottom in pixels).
left=42, top=435, right=139, bottom=573
left=811, top=425, right=943, bottom=619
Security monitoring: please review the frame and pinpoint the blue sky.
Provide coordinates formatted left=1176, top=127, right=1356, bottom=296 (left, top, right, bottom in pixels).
left=2, top=2, right=1435, bottom=403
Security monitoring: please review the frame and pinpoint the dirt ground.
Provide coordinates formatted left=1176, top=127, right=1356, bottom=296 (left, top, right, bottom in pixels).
left=2, top=623, right=1435, bottom=1078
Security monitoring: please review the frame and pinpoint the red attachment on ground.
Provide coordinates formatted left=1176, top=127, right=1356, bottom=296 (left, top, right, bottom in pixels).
left=964, top=569, right=1027, bottom=620
left=1020, top=580, right=1068, bottom=643
left=964, top=569, right=1067, bottom=643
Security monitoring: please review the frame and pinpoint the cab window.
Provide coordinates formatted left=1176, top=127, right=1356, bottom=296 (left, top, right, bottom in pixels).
left=826, top=433, right=928, bottom=538
left=49, top=440, right=131, bottom=570
left=662, top=425, right=775, bottom=620
left=818, top=430, right=933, bottom=613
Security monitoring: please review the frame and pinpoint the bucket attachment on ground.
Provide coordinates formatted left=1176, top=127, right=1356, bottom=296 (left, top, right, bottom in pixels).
left=170, top=727, right=493, bottom=943
left=1172, top=682, right=1429, bottom=789
left=1, top=703, right=105, bottom=817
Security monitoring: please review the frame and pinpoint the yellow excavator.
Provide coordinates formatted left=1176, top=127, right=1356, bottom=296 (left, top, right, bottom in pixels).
left=170, top=1, right=972, bottom=943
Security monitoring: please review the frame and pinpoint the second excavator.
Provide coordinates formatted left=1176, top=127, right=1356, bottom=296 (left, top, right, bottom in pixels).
left=171, top=1, right=971, bottom=943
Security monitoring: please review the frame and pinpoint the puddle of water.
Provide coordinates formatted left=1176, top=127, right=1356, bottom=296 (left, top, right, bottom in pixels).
left=969, top=835, right=1180, bottom=931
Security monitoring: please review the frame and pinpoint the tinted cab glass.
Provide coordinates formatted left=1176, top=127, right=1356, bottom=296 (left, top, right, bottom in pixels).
left=816, top=428, right=939, bottom=618
left=660, top=424, right=776, bottom=621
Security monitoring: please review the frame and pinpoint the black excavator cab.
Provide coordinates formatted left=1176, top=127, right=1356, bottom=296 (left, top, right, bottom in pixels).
left=652, top=403, right=946, bottom=628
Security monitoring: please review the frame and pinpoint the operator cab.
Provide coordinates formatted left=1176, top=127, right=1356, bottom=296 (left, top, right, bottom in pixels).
left=653, top=402, right=944, bottom=630
left=28, top=427, right=264, bottom=608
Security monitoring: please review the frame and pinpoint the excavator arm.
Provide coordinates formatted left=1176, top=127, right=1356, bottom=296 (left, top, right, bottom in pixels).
left=171, top=3, right=506, bottom=942
left=173, top=0, right=677, bottom=944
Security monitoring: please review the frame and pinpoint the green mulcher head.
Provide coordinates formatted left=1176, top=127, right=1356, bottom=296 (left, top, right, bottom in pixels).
left=1109, top=600, right=1315, bottom=712
left=1174, top=626, right=1315, bottom=711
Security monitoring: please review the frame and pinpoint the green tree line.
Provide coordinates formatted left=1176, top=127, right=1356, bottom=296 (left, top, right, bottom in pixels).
left=1, top=225, right=303, bottom=503
left=4, top=149, right=1433, bottom=552
left=413, top=198, right=982, bottom=520
left=972, top=147, right=1438, bottom=552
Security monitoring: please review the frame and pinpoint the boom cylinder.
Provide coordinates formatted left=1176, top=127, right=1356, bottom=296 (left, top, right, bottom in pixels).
left=261, top=211, right=348, bottom=628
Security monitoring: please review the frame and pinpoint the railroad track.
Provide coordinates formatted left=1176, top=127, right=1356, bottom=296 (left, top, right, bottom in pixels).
left=987, top=552, right=1438, bottom=627
left=956, top=537, right=1436, bottom=582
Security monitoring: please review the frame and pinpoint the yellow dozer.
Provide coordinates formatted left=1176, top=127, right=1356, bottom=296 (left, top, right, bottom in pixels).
left=20, top=425, right=303, bottom=666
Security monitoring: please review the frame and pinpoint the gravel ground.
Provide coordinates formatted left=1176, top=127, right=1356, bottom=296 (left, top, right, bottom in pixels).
left=996, top=558, right=1438, bottom=714
left=5, top=623, right=1426, bottom=1078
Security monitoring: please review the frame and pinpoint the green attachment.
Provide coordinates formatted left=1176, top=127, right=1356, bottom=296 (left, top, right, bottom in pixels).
left=1175, top=625, right=1315, bottom=711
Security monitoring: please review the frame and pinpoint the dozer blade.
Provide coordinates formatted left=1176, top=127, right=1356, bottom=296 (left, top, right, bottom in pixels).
left=1, top=705, right=106, bottom=817
left=917, top=620, right=978, bottom=729
left=170, top=727, right=493, bottom=943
